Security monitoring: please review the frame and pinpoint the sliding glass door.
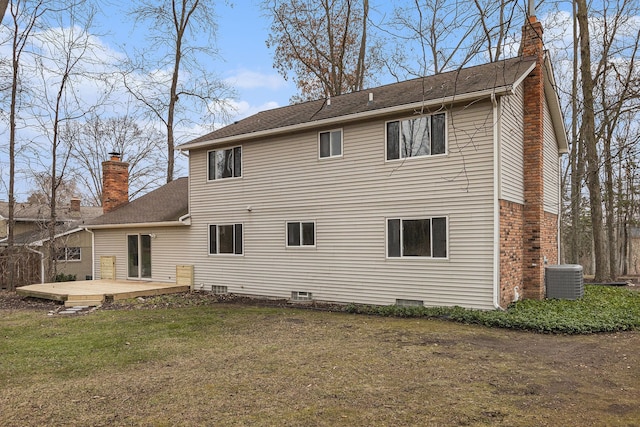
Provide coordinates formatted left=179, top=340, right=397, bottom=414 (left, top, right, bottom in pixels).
left=127, top=234, right=152, bottom=279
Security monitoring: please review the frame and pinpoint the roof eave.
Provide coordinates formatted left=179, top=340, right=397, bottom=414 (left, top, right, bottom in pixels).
left=179, top=85, right=517, bottom=151
left=84, top=220, right=190, bottom=230
left=543, top=55, right=569, bottom=154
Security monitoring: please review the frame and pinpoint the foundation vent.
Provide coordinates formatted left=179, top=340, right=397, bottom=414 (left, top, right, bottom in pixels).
left=291, top=291, right=313, bottom=301
left=396, top=299, right=424, bottom=307
left=212, top=286, right=228, bottom=294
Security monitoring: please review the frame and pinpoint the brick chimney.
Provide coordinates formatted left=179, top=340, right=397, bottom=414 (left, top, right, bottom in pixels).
left=102, top=152, right=129, bottom=213
left=70, top=197, right=81, bottom=213
left=521, top=11, right=546, bottom=299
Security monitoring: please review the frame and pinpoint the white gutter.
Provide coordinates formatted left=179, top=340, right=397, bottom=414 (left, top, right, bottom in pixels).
left=178, top=213, right=191, bottom=225
left=30, top=227, right=84, bottom=246
left=491, top=93, right=503, bottom=310
left=25, top=246, right=45, bottom=284
left=85, top=220, right=189, bottom=230
left=180, top=85, right=518, bottom=151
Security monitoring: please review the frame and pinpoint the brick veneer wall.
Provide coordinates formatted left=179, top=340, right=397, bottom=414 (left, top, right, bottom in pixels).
left=500, top=200, right=524, bottom=308
left=102, top=156, right=129, bottom=213
left=543, top=212, right=559, bottom=265
left=521, top=16, right=546, bottom=300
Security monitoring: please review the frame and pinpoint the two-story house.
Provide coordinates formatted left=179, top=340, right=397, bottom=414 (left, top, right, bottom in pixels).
left=87, top=15, right=567, bottom=309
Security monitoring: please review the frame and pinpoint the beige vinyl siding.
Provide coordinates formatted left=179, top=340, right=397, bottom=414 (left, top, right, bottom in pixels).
left=543, top=97, right=561, bottom=214
left=499, top=84, right=524, bottom=203
left=92, top=227, right=192, bottom=282
left=188, top=100, right=497, bottom=309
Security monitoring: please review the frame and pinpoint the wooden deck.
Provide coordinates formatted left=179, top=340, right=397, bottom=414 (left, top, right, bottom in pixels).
left=16, top=279, right=191, bottom=307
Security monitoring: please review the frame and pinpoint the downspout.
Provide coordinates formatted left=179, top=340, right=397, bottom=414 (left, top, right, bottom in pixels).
left=492, top=92, right=503, bottom=310
left=26, top=246, right=45, bottom=284
left=557, top=156, right=562, bottom=262
left=179, top=213, right=191, bottom=224
left=84, top=227, right=95, bottom=280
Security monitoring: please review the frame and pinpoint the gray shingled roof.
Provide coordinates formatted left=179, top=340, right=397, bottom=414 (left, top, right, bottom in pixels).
left=85, top=177, right=189, bottom=227
left=182, top=56, right=537, bottom=147
left=0, top=201, right=102, bottom=222
left=3, top=223, right=84, bottom=246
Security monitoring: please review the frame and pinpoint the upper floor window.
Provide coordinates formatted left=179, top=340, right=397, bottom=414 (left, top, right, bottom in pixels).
left=287, top=221, right=315, bottom=247
left=387, top=217, right=447, bottom=258
left=208, top=146, right=241, bottom=180
left=319, top=130, right=342, bottom=158
left=386, top=113, right=446, bottom=160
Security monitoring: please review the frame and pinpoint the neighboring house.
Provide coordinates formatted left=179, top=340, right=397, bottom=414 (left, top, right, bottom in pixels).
left=87, top=15, right=567, bottom=309
left=0, top=199, right=102, bottom=283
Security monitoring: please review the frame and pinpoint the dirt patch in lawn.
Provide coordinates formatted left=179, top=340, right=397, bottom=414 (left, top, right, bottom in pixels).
left=1, top=290, right=639, bottom=426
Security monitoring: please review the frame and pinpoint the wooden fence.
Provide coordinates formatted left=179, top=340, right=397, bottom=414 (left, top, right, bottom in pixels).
left=0, top=250, right=41, bottom=289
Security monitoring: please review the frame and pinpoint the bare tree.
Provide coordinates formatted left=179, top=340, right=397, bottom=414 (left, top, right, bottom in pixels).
left=265, top=0, right=381, bottom=101
left=576, top=0, right=609, bottom=282
left=123, top=0, right=233, bottom=183
left=4, top=0, right=50, bottom=290
left=28, top=2, right=107, bottom=282
left=68, top=114, right=167, bottom=205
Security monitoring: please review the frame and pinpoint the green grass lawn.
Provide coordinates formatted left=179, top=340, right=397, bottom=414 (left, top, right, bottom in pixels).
left=1, top=288, right=639, bottom=426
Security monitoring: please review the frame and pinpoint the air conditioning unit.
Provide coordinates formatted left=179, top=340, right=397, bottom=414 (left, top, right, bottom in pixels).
left=545, top=264, right=584, bottom=300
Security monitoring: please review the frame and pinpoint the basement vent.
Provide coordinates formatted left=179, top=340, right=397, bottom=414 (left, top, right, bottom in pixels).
left=545, top=264, right=584, bottom=300
left=211, top=286, right=228, bottom=295
left=396, top=299, right=424, bottom=307
left=291, top=291, right=313, bottom=301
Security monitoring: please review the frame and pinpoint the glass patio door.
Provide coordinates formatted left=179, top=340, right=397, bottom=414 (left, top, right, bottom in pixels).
left=127, top=234, right=152, bottom=279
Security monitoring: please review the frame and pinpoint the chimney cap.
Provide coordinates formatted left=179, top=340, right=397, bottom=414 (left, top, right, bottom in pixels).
left=108, top=151, right=122, bottom=161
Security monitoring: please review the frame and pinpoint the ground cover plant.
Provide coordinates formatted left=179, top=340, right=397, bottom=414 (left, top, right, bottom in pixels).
left=347, top=285, right=640, bottom=334
left=1, top=290, right=639, bottom=426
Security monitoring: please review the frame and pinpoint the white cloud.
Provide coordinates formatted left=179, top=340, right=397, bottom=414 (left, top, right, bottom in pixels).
left=224, top=69, right=287, bottom=90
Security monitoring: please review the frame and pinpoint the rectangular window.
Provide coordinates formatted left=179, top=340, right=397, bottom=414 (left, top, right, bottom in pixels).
left=55, top=247, right=81, bottom=262
left=208, top=146, right=242, bottom=180
left=209, top=224, right=243, bottom=255
left=286, top=221, right=315, bottom=247
left=386, top=113, right=446, bottom=160
left=387, top=217, right=447, bottom=258
left=319, top=130, right=342, bottom=158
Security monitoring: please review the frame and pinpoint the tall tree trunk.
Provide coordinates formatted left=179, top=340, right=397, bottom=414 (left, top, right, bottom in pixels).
left=576, top=0, right=610, bottom=282
left=569, top=0, right=581, bottom=265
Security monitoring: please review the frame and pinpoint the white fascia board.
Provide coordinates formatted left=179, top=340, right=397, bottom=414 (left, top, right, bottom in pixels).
left=84, top=220, right=189, bottom=230
left=179, top=86, right=516, bottom=151
left=30, top=227, right=85, bottom=246
left=543, top=55, right=569, bottom=154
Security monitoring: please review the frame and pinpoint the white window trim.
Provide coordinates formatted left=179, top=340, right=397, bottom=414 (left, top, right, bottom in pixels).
left=384, top=113, right=448, bottom=162
left=126, top=233, right=153, bottom=280
left=56, top=247, right=81, bottom=262
left=385, top=216, right=449, bottom=260
left=285, top=220, right=317, bottom=248
left=206, top=146, right=242, bottom=182
left=208, top=223, right=244, bottom=256
left=318, top=128, right=344, bottom=159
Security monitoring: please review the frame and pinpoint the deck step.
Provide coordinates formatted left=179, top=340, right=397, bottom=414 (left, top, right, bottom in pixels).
left=65, top=299, right=103, bottom=307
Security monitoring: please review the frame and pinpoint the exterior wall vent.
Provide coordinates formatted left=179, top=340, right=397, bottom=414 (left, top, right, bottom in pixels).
left=545, top=264, right=584, bottom=300
left=396, top=299, right=424, bottom=307
left=291, top=291, right=313, bottom=301
left=211, top=285, right=228, bottom=294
